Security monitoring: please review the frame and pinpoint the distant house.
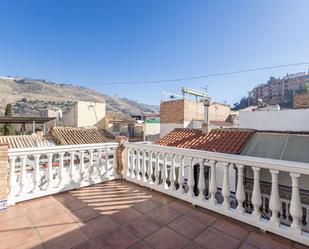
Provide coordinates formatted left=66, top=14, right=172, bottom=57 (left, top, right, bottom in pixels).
left=160, top=98, right=237, bottom=138
left=104, top=112, right=143, bottom=141
left=62, top=101, right=106, bottom=128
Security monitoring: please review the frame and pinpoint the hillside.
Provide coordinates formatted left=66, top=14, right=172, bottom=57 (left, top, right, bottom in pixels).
left=0, top=77, right=159, bottom=117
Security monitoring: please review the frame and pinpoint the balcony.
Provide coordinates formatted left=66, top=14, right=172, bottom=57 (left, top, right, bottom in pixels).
left=0, top=180, right=302, bottom=249
left=2, top=141, right=309, bottom=248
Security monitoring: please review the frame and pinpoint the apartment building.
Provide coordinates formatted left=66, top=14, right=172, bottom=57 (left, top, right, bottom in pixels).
left=250, top=72, right=309, bottom=105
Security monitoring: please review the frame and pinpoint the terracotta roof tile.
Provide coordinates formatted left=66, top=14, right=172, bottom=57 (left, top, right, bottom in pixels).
left=156, top=128, right=255, bottom=154
left=49, top=127, right=114, bottom=145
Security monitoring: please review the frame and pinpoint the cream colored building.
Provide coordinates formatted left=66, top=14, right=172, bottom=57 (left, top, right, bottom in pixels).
left=62, top=101, right=106, bottom=128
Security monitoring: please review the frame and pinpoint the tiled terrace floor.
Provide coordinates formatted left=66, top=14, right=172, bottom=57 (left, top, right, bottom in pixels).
left=0, top=180, right=308, bottom=249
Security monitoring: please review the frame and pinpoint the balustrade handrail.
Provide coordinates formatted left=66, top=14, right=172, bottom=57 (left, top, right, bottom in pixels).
left=8, top=142, right=119, bottom=157
left=125, top=142, right=309, bottom=175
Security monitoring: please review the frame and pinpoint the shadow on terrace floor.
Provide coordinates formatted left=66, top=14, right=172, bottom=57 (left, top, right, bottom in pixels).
left=0, top=180, right=307, bottom=249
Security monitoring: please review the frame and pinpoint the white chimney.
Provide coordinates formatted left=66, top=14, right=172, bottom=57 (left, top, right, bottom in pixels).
left=202, top=98, right=211, bottom=135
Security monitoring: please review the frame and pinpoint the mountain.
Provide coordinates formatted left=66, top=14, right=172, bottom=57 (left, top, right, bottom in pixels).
left=0, top=76, right=159, bottom=117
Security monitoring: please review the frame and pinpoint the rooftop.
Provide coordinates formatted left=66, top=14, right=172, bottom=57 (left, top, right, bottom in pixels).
left=0, top=116, right=56, bottom=124
left=49, top=127, right=114, bottom=145
left=0, top=180, right=301, bottom=249
left=156, top=128, right=254, bottom=154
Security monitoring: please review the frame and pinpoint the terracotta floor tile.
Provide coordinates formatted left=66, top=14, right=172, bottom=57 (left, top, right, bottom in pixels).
left=292, top=242, right=309, bottom=249
left=168, top=215, right=207, bottom=239
left=43, top=227, right=89, bottom=249
left=69, top=205, right=101, bottom=222
left=145, top=227, right=190, bottom=249
left=211, top=217, right=251, bottom=240
left=166, top=199, right=193, bottom=214
left=22, top=196, right=58, bottom=211
left=183, top=242, right=205, bottom=249
left=79, top=215, right=118, bottom=238
left=0, top=225, right=42, bottom=249
left=150, top=192, right=174, bottom=205
left=0, top=204, right=27, bottom=222
left=110, top=206, right=143, bottom=224
left=147, top=206, right=181, bottom=225
left=194, top=227, right=242, bottom=249
left=128, top=240, right=154, bottom=249
left=133, top=199, right=162, bottom=213
left=245, top=231, right=291, bottom=249
left=124, top=215, right=163, bottom=238
left=94, top=226, right=139, bottom=249
left=186, top=207, right=218, bottom=226
left=239, top=243, right=259, bottom=249
left=72, top=240, right=101, bottom=249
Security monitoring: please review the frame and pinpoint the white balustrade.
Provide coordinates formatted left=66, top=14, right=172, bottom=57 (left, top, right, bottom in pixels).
left=177, top=156, right=185, bottom=194
left=187, top=158, right=195, bottom=197
left=7, top=142, right=118, bottom=205
left=236, top=164, right=245, bottom=214
left=251, top=167, right=262, bottom=220
left=269, top=170, right=281, bottom=226
left=221, top=162, right=231, bottom=210
left=123, top=142, right=309, bottom=246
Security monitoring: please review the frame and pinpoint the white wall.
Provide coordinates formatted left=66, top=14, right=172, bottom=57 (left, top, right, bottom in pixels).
left=77, top=101, right=106, bottom=128
left=160, top=123, right=184, bottom=138
left=63, top=101, right=106, bottom=128
left=240, top=109, right=309, bottom=131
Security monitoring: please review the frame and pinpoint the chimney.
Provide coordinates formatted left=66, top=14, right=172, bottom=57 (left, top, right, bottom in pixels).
left=202, top=98, right=211, bottom=135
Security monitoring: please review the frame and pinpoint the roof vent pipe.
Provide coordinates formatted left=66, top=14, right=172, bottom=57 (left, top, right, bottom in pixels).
left=202, top=98, right=211, bottom=135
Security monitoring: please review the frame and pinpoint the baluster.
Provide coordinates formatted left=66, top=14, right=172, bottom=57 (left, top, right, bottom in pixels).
left=162, top=154, right=168, bottom=189
left=198, top=159, right=206, bottom=200
left=98, top=149, right=103, bottom=180
left=178, top=156, right=185, bottom=194
left=46, top=153, right=53, bottom=189
left=105, top=149, right=109, bottom=178
left=188, top=158, right=195, bottom=197
left=269, top=170, right=281, bottom=226
left=306, top=209, right=309, bottom=228
left=59, top=152, right=65, bottom=187
left=170, top=155, right=176, bottom=190
left=289, top=173, right=302, bottom=234
left=88, top=150, right=94, bottom=182
left=79, top=151, right=85, bottom=181
left=32, top=154, right=41, bottom=192
left=142, top=150, right=147, bottom=182
left=70, top=152, right=75, bottom=183
left=19, top=156, right=27, bottom=194
left=209, top=161, right=217, bottom=205
left=131, top=150, right=136, bottom=179
left=236, top=164, right=245, bottom=214
left=137, top=150, right=141, bottom=180
left=222, top=162, right=230, bottom=210
left=155, top=152, right=160, bottom=184
left=126, top=148, right=131, bottom=177
left=251, top=167, right=262, bottom=220
left=112, top=147, right=117, bottom=177
left=148, top=151, right=153, bottom=183
left=8, top=156, right=17, bottom=204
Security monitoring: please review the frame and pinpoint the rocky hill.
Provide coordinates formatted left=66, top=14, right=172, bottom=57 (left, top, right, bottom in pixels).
left=0, top=77, right=159, bottom=117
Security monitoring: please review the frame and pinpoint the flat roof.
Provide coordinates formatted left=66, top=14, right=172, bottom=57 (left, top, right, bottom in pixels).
left=0, top=116, right=56, bottom=124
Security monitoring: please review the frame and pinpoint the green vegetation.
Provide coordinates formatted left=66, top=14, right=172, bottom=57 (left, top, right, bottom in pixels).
left=3, top=104, right=14, bottom=135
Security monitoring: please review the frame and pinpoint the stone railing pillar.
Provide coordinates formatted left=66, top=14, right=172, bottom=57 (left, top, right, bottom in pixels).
left=115, top=136, right=129, bottom=177
left=0, top=144, right=8, bottom=210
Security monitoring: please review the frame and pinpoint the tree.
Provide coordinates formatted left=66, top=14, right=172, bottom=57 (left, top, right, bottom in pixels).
left=3, top=104, right=14, bottom=135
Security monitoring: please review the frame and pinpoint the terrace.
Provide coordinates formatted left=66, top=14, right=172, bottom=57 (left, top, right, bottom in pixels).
left=1, top=140, right=309, bottom=248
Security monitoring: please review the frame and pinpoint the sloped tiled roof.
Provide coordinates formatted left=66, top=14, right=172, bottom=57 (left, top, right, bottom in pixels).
left=0, top=134, right=56, bottom=149
left=49, top=127, right=114, bottom=145
left=156, top=128, right=255, bottom=154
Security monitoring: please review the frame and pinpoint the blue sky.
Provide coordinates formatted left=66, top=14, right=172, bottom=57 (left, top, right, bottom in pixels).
left=0, top=0, right=309, bottom=106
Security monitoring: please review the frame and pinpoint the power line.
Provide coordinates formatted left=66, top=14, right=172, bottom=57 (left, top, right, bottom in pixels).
left=94, top=62, right=309, bottom=86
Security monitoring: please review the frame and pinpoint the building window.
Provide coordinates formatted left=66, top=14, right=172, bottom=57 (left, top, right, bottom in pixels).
left=113, top=123, right=120, bottom=132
